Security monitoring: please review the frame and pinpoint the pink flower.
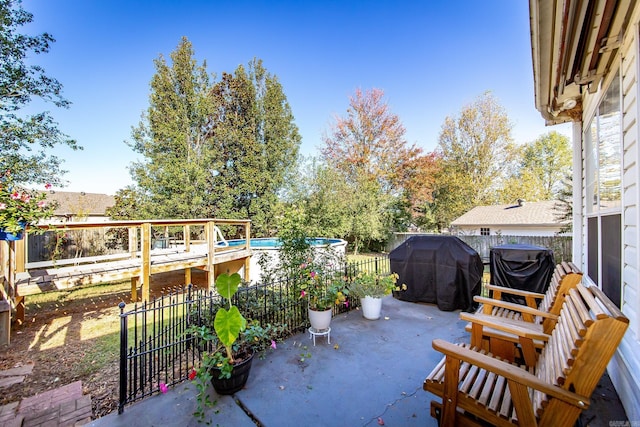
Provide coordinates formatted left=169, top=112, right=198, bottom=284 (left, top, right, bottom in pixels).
left=0, top=203, right=5, bottom=210
left=10, top=191, right=20, bottom=200
left=310, top=271, right=317, bottom=279
left=270, top=340, right=277, bottom=350
left=45, top=183, right=52, bottom=190
left=344, top=300, right=349, bottom=308
left=37, top=200, right=47, bottom=208
left=189, top=369, right=197, bottom=381
left=159, top=383, right=168, bottom=394
left=300, top=290, right=306, bottom=298
left=20, top=193, right=30, bottom=202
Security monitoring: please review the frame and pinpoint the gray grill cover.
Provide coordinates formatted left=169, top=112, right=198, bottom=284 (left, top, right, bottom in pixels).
left=390, top=235, right=483, bottom=311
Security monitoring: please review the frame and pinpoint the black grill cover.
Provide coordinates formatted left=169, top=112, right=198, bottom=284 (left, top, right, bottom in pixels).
left=490, top=244, right=555, bottom=305
left=390, top=235, right=483, bottom=311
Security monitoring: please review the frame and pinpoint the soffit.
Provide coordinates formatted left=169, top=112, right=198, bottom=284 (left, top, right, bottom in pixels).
left=530, top=0, right=634, bottom=124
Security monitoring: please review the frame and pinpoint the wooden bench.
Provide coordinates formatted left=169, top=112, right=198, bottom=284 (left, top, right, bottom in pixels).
left=463, top=262, right=583, bottom=365
left=424, top=283, right=628, bottom=427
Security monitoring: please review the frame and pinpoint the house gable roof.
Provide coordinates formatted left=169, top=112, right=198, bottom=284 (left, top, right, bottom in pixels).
left=450, top=200, right=566, bottom=227
left=43, top=191, right=115, bottom=217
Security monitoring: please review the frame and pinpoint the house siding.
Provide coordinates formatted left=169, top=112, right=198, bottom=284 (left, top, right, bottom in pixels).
left=453, top=225, right=562, bottom=237
left=609, top=17, right=640, bottom=423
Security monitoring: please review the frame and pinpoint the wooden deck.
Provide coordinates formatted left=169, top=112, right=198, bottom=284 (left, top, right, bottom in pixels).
left=16, top=246, right=252, bottom=296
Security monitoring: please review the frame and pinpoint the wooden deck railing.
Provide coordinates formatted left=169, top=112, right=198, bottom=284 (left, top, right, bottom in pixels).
left=1, top=218, right=252, bottom=328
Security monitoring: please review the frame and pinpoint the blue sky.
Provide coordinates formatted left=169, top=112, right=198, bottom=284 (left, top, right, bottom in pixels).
left=23, top=0, right=570, bottom=195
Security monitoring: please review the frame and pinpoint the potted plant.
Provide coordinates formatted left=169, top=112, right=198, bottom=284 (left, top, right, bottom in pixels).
left=348, top=272, right=405, bottom=320
left=187, top=273, right=280, bottom=420
left=298, top=262, right=348, bottom=330
left=0, top=171, right=55, bottom=240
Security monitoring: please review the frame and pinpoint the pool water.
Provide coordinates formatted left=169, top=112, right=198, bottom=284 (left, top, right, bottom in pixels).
left=223, top=238, right=343, bottom=248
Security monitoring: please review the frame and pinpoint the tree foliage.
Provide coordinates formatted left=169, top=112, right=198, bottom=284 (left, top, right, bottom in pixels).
left=0, top=0, right=80, bottom=185
left=497, top=131, right=572, bottom=204
left=321, top=88, right=421, bottom=251
left=428, top=92, right=514, bottom=229
left=128, top=37, right=214, bottom=219
left=123, top=38, right=300, bottom=231
left=207, top=59, right=300, bottom=233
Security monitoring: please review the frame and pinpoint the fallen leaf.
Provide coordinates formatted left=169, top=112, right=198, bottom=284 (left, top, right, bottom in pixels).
left=377, top=417, right=385, bottom=425
left=333, top=344, right=339, bottom=350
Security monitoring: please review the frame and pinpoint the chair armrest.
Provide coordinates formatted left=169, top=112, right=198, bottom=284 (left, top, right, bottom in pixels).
left=485, top=284, right=546, bottom=300
left=474, top=296, right=559, bottom=320
left=431, top=338, right=590, bottom=408
left=460, top=312, right=552, bottom=341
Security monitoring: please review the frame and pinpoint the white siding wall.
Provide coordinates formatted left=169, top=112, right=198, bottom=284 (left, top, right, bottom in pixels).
left=454, top=226, right=562, bottom=236
left=612, top=19, right=640, bottom=423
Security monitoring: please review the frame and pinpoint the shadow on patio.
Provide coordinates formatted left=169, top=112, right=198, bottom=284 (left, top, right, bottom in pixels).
left=88, top=296, right=627, bottom=427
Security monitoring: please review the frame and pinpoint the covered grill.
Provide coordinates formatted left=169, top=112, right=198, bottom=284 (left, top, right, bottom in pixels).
left=390, top=235, right=483, bottom=311
left=489, top=244, right=555, bottom=305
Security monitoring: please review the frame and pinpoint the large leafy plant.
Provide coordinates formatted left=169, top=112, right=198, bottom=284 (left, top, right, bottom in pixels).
left=187, top=273, right=281, bottom=421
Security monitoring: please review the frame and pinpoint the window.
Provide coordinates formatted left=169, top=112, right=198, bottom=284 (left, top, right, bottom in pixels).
left=480, top=227, right=490, bottom=236
left=584, top=70, right=622, bottom=306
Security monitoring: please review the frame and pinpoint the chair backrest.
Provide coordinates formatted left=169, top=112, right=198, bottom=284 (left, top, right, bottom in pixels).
left=533, top=283, right=628, bottom=422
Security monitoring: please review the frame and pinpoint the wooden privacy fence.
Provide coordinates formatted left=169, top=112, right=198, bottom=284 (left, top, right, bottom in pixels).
left=387, top=233, right=572, bottom=263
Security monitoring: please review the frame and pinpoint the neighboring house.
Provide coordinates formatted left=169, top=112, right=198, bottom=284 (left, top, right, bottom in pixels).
left=42, top=191, right=115, bottom=223
left=530, top=0, right=640, bottom=420
left=450, top=200, right=567, bottom=236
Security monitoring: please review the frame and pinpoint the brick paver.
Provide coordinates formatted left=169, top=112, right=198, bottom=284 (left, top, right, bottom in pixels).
left=0, top=379, right=92, bottom=427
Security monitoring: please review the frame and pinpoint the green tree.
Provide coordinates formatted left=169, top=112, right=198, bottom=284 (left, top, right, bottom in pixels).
left=520, top=131, right=572, bottom=198
left=125, top=39, right=300, bottom=228
left=497, top=131, right=572, bottom=203
left=128, top=37, right=214, bottom=219
left=0, top=0, right=80, bottom=185
left=207, top=59, right=301, bottom=234
left=429, top=92, right=514, bottom=229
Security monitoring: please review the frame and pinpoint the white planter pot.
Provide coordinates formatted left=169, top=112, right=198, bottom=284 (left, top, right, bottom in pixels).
left=308, top=307, right=332, bottom=330
left=360, top=296, right=383, bottom=320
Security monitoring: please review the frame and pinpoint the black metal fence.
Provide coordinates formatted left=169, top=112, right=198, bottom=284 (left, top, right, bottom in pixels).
left=118, top=256, right=390, bottom=412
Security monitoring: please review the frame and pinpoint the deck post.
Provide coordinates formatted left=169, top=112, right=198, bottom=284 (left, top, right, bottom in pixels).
left=244, top=221, right=251, bottom=282
left=141, top=222, right=151, bottom=301
left=206, top=221, right=216, bottom=290
left=184, top=225, right=191, bottom=284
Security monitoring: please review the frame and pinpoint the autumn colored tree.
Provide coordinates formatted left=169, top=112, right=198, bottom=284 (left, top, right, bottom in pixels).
left=321, top=88, right=421, bottom=252
left=400, top=152, right=441, bottom=229
left=428, top=92, right=515, bottom=230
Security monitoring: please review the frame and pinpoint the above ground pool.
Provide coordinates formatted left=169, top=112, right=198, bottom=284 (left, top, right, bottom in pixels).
left=221, top=237, right=344, bottom=249
left=219, top=237, right=347, bottom=283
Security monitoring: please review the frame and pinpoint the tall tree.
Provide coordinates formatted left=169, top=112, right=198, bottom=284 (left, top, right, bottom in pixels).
left=0, top=0, right=80, bottom=185
left=497, top=131, right=572, bottom=203
left=520, top=131, right=572, bottom=198
left=429, top=92, right=514, bottom=229
left=125, top=44, right=300, bottom=230
left=127, top=37, right=214, bottom=219
left=207, top=59, right=300, bottom=233
left=321, top=88, right=421, bottom=251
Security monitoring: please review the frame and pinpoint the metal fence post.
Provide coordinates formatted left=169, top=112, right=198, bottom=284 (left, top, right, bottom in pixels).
left=118, top=301, right=127, bottom=414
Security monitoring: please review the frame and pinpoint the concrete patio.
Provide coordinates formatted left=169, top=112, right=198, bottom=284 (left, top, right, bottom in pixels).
left=88, top=295, right=628, bottom=427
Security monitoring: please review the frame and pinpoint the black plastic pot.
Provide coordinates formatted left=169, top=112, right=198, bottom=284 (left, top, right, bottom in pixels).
left=210, top=350, right=254, bottom=395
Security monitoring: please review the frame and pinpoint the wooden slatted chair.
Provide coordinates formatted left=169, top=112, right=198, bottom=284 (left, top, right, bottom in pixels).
left=424, top=283, right=628, bottom=427
left=464, top=262, right=582, bottom=365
